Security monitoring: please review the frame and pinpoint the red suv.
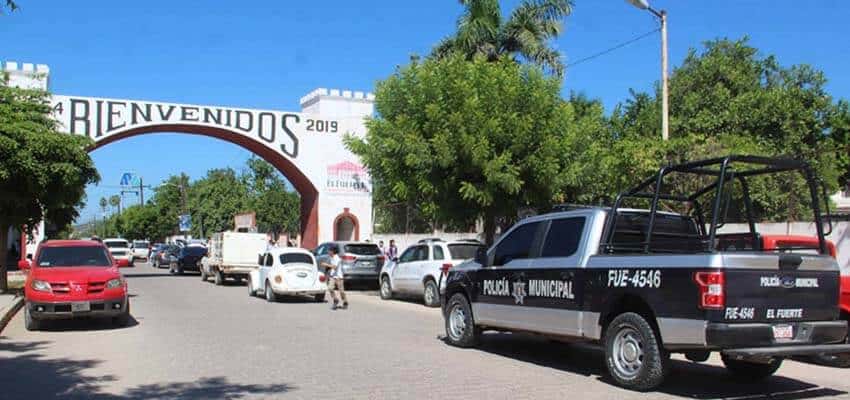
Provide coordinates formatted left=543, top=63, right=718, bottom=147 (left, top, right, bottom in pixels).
left=19, top=240, right=131, bottom=331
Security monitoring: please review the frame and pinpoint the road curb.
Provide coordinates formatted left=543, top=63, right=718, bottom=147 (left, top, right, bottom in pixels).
left=0, top=295, right=24, bottom=334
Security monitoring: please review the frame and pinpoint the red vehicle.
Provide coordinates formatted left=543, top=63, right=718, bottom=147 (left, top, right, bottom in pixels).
left=18, top=240, right=131, bottom=331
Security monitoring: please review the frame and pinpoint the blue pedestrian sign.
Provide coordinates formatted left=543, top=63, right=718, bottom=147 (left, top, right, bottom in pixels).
left=120, top=172, right=141, bottom=187
left=179, top=214, right=192, bottom=232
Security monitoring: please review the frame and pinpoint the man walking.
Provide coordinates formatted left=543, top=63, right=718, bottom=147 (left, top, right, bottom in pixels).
left=321, top=246, right=348, bottom=310
left=387, top=239, right=399, bottom=261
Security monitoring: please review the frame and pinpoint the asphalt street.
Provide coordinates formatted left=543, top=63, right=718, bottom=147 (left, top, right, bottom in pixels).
left=2, top=263, right=850, bottom=399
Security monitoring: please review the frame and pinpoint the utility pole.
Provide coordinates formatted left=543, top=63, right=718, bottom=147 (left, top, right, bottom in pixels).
left=627, top=0, right=669, bottom=141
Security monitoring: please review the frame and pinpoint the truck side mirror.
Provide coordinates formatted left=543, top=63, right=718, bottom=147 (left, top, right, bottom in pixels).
left=474, top=247, right=489, bottom=268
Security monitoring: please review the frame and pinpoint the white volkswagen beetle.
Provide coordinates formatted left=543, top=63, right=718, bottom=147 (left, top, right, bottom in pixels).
left=248, top=247, right=327, bottom=302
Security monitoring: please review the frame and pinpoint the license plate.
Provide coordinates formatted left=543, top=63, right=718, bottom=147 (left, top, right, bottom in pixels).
left=71, top=302, right=91, bottom=312
left=359, top=262, right=374, bottom=268
left=772, top=325, right=793, bottom=339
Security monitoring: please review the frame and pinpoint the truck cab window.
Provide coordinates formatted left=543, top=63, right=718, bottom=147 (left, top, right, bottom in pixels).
left=432, top=246, right=445, bottom=260
left=541, top=217, right=585, bottom=258
left=493, top=221, right=542, bottom=266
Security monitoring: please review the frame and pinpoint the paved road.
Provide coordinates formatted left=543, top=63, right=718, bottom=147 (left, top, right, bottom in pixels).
left=2, top=263, right=850, bottom=399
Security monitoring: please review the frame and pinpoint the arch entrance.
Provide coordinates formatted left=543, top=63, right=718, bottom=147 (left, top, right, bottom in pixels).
left=4, top=61, right=374, bottom=250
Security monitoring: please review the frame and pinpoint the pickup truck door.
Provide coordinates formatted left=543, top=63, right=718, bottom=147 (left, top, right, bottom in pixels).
left=474, top=217, right=588, bottom=337
left=474, top=221, right=542, bottom=327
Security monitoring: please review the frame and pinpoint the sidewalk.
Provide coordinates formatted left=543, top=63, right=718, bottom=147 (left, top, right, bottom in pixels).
left=0, top=271, right=26, bottom=333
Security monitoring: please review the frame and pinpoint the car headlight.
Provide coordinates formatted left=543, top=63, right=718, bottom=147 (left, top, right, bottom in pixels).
left=106, top=278, right=123, bottom=289
left=32, top=280, right=51, bottom=292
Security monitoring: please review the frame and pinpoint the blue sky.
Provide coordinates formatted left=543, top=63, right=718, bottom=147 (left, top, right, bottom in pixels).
left=3, top=0, right=849, bottom=224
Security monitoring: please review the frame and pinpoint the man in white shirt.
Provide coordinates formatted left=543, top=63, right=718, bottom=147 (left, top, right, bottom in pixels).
left=321, top=246, right=348, bottom=310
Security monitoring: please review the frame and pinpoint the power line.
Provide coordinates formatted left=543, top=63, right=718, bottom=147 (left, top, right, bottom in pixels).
left=566, top=28, right=660, bottom=69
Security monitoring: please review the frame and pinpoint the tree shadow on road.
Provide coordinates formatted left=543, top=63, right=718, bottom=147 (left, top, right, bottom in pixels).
left=0, top=338, right=295, bottom=399
left=466, top=332, right=847, bottom=400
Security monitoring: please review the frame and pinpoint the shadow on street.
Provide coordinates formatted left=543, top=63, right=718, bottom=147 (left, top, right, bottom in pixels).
left=459, top=332, right=847, bottom=400
left=0, top=338, right=294, bottom=399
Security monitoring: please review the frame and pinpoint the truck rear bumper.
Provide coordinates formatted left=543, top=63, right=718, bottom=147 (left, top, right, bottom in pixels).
left=723, top=344, right=850, bottom=358
left=707, top=321, right=847, bottom=348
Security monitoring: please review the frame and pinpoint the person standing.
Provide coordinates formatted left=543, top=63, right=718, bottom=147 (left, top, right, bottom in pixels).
left=321, top=246, right=348, bottom=310
left=387, top=239, right=399, bottom=261
left=377, top=240, right=386, bottom=257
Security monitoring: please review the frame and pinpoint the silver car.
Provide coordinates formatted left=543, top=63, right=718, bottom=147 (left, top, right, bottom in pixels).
left=314, top=241, right=385, bottom=286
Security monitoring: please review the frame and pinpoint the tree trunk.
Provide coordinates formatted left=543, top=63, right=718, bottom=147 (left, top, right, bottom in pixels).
left=0, top=223, right=9, bottom=293
left=483, top=211, right=497, bottom=247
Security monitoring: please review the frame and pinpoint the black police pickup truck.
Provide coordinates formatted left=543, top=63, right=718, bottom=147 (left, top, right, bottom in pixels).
left=442, top=155, right=850, bottom=391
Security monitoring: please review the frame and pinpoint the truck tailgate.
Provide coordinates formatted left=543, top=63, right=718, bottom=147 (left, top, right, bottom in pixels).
left=720, top=253, right=840, bottom=323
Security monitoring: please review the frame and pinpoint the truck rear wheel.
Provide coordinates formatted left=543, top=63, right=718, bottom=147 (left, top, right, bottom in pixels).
left=721, top=355, right=782, bottom=381
left=214, top=270, right=224, bottom=286
left=604, top=312, right=669, bottom=391
left=444, top=293, right=479, bottom=348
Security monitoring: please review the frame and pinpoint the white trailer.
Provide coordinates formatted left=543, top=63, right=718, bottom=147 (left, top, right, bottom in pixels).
left=201, top=231, right=268, bottom=285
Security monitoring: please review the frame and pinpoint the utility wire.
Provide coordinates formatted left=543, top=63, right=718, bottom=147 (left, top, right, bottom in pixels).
left=566, top=28, right=661, bottom=69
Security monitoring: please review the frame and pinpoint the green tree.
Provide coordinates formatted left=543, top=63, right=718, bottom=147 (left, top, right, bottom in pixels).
left=0, top=81, right=99, bottom=290
left=244, top=157, right=300, bottom=237
left=605, top=37, right=848, bottom=220
left=109, top=194, right=121, bottom=214
left=1, top=0, right=18, bottom=14
left=432, top=0, right=573, bottom=76
left=346, top=55, right=594, bottom=244
left=148, top=173, right=190, bottom=239
left=187, top=168, right=249, bottom=237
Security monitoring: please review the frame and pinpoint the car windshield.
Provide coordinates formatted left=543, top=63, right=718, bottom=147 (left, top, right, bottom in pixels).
left=36, top=246, right=112, bottom=267
left=344, top=244, right=381, bottom=255
left=280, top=253, right=314, bottom=265
left=133, top=241, right=149, bottom=247
left=448, top=244, right=483, bottom=260
left=105, top=241, right=129, bottom=248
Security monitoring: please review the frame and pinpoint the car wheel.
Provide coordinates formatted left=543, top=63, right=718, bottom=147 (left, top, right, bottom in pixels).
left=113, top=301, right=131, bottom=327
left=214, top=270, right=224, bottom=286
left=604, top=312, right=669, bottom=391
left=265, top=281, right=277, bottom=302
left=444, top=293, right=479, bottom=348
left=24, top=305, right=41, bottom=331
left=247, top=276, right=254, bottom=296
left=721, top=354, right=782, bottom=381
left=380, top=276, right=393, bottom=300
left=423, top=279, right=440, bottom=308
left=314, top=293, right=326, bottom=303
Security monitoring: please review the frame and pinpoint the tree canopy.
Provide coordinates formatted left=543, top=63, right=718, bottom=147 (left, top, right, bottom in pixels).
left=0, top=78, right=99, bottom=290
left=346, top=54, right=605, bottom=243
left=432, top=0, right=573, bottom=76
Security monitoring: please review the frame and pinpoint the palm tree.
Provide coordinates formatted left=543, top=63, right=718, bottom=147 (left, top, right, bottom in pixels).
left=109, top=195, right=121, bottom=214
left=99, top=197, right=108, bottom=214
left=432, top=0, right=573, bottom=76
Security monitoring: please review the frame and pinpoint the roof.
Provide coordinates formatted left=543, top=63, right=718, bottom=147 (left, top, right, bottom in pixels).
left=41, top=240, right=104, bottom=248
left=103, top=238, right=128, bottom=242
left=269, top=247, right=314, bottom=256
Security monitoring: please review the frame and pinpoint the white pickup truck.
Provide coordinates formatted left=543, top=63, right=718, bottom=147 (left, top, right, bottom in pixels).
left=201, top=232, right=268, bottom=285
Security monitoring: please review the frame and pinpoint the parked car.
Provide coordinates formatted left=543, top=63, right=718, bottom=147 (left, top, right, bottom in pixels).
left=131, top=240, right=150, bottom=262
left=201, top=232, right=267, bottom=285
left=165, top=245, right=207, bottom=275
left=441, top=156, right=850, bottom=391
left=148, top=243, right=166, bottom=265
left=151, top=244, right=177, bottom=268
left=314, top=241, right=385, bottom=287
left=248, top=247, right=327, bottom=302
left=103, top=238, right=133, bottom=267
left=19, top=239, right=130, bottom=331
left=379, top=239, right=483, bottom=307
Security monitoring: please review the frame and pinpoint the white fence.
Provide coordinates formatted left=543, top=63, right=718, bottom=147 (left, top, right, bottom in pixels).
left=369, top=232, right=483, bottom=256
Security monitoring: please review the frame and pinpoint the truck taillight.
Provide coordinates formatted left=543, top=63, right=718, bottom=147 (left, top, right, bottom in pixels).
left=440, top=263, right=453, bottom=275
left=342, top=255, right=356, bottom=263
left=694, top=271, right=725, bottom=310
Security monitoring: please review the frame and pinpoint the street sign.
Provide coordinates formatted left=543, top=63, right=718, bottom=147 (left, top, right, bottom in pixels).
left=179, top=214, right=192, bottom=232
left=120, top=172, right=141, bottom=187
